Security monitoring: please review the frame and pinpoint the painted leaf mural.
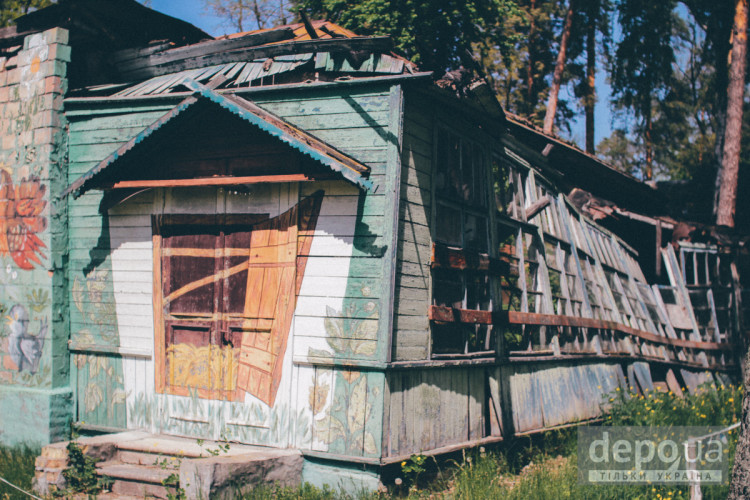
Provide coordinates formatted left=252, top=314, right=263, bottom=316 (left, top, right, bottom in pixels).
left=0, top=170, right=47, bottom=270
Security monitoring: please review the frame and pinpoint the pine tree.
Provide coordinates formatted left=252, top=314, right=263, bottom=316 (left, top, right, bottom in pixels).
left=0, top=0, right=52, bottom=27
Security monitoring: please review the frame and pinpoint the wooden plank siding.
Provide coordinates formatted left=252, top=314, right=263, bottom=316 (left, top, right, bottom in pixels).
left=391, top=93, right=433, bottom=361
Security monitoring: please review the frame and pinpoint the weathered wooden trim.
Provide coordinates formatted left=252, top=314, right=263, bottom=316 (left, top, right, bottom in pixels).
left=112, top=28, right=295, bottom=65
left=301, top=450, right=381, bottom=466
left=156, top=213, right=269, bottom=227
left=384, top=354, right=735, bottom=371
left=67, top=343, right=152, bottom=359
left=525, top=194, right=552, bottom=221
left=385, top=84, right=405, bottom=364
left=110, top=174, right=334, bottom=189
left=514, top=418, right=603, bottom=437
left=153, top=228, right=166, bottom=395
left=381, top=436, right=504, bottom=464
left=293, top=357, right=388, bottom=369
left=388, top=357, right=497, bottom=369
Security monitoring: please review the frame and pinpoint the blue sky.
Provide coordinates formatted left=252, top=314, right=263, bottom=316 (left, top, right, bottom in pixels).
left=148, top=1, right=615, bottom=148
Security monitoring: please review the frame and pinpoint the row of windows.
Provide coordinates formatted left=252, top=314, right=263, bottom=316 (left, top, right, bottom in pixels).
left=429, top=128, right=673, bottom=357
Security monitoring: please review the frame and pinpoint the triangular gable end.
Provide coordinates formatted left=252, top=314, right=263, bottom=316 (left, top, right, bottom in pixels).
left=64, top=79, right=374, bottom=198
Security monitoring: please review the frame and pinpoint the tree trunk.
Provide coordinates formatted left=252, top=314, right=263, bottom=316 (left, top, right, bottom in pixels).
left=730, top=334, right=750, bottom=498
left=724, top=3, right=748, bottom=495
left=585, top=15, right=596, bottom=154
left=526, top=0, right=537, bottom=109
left=716, top=0, right=747, bottom=228
left=645, top=111, right=653, bottom=180
left=543, top=0, right=575, bottom=135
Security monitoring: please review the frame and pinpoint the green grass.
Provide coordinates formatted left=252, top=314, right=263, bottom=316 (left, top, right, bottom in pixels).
left=0, top=445, right=39, bottom=500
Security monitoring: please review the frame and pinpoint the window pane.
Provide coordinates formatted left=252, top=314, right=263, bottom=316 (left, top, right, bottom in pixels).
left=435, top=203, right=462, bottom=246
left=473, top=144, right=486, bottom=207
left=432, top=324, right=467, bottom=354
left=433, top=268, right=464, bottom=308
left=461, top=141, right=474, bottom=203
left=436, top=130, right=461, bottom=199
left=464, top=213, right=488, bottom=252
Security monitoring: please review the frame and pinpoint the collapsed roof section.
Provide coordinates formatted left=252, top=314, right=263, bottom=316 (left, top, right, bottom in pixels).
left=504, top=114, right=664, bottom=216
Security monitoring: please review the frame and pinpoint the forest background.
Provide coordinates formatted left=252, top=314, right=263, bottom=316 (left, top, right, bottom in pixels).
left=3, top=0, right=749, bottom=230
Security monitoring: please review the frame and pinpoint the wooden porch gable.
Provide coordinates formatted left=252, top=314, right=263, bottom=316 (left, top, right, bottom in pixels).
left=64, top=79, right=374, bottom=198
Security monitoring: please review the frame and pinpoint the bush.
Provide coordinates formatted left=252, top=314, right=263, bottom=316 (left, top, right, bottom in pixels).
left=0, top=444, right=39, bottom=500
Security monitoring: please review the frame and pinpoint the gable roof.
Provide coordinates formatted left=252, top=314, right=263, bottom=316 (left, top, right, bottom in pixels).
left=64, top=79, right=374, bottom=198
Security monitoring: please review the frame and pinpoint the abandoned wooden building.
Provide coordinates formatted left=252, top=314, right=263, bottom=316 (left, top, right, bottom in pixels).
left=0, top=0, right=746, bottom=496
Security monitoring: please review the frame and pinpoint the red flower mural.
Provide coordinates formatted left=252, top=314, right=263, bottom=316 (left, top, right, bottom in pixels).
left=0, top=171, right=47, bottom=270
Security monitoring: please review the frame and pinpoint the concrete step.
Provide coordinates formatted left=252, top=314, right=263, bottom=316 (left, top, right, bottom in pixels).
left=97, top=461, right=177, bottom=500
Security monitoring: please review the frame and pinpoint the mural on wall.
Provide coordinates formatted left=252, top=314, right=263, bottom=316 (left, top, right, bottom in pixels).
left=307, top=292, right=382, bottom=457
left=6, top=304, right=46, bottom=373
left=0, top=170, right=47, bottom=270
left=127, top=390, right=311, bottom=447
left=156, top=192, right=323, bottom=406
left=71, top=268, right=127, bottom=428
left=71, top=269, right=118, bottom=345
left=0, top=292, right=51, bottom=386
left=73, top=350, right=127, bottom=428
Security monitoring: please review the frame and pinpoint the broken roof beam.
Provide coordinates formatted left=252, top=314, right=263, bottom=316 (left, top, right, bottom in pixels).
left=118, top=36, right=393, bottom=81
left=112, top=28, right=295, bottom=66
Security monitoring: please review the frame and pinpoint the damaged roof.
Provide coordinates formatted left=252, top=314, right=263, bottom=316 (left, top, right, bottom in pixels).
left=504, top=113, right=664, bottom=215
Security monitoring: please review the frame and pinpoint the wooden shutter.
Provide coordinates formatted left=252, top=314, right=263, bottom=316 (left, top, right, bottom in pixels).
left=237, top=192, right=323, bottom=405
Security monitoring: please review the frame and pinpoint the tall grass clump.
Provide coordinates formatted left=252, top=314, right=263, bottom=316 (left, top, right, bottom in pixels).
left=0, top=444, right=39, bottom=500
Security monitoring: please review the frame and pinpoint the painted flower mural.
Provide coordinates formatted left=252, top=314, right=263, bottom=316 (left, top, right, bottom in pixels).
left=0, top=171, right=47, bottom=270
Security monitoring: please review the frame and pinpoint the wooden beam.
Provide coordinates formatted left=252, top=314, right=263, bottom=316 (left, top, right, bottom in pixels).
left=431, top=243, right=509, bottom=273
left=427, top=305, right=733, bottom=352
left=112, top=28, right=295, bottom=64
left=507, top=311, right=732, bottom=351
left=429, top=305, right=498, bottom=325
left=109, top=174, right=334, bottom=189
left=299, top=10, right=320, bottom=39
left=525, top=195, right=552, bottom=221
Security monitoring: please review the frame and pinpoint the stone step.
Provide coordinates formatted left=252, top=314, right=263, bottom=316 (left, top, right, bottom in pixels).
left=114, top=435, right=262, bottom=459
left=117, top=450, right=182, bottom=469
left=97, top=461, right=177, bottom=500
left=97, top=461, right=175, bottom=484
left=110, top=478, right=172, bottom=500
